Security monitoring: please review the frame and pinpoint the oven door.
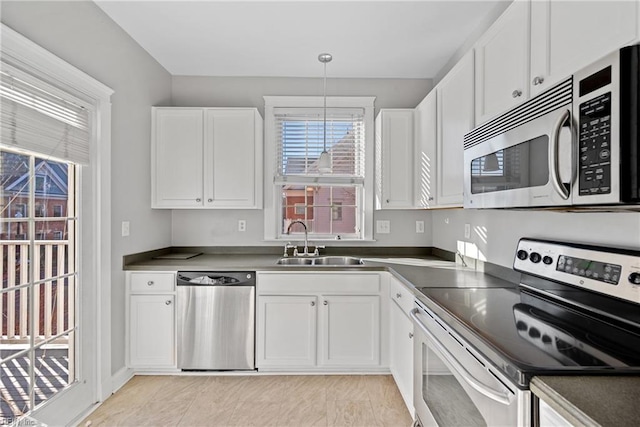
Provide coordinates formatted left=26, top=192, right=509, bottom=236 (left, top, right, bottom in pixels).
left=463, top=104, right=574, bottom=209
left=410, top=303, right=530, bottom=427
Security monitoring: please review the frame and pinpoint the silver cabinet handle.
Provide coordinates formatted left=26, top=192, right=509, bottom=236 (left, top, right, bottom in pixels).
left=165, top=300, right=172, bottom=305
left=323, top=301, right=328, bottom=306
left=207, top=198, right=213, bottom=202
left=409, top=332, right=413, bottom=339
left=311, top=301, right=315, bottom=306
left=396, top=293, right=402, bottom=298
left=410, top=308, right=513, bottom=405
left=428, top=196, right=434, bottom=201
left=532, top=76, right=544, bottom=86
left=550, top=109, right=571, bottom=200
left=511, top=89, right=522, bottom=98
left=147, top=281, right=154, bottom=286
left=196, top=198, right=201, bottom=202
left=386, top=199, right=390, bottom=203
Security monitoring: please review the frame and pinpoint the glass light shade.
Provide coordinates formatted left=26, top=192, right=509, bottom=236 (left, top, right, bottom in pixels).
left=318, top=150, right=331, bottom=173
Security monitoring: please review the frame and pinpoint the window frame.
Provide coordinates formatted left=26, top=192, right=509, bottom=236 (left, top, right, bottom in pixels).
left=263, top=96, right=375, bottom=241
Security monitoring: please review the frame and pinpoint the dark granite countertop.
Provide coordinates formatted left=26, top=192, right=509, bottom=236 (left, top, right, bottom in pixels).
left=122, top=248, right=517, bottom=289
left=532, top=376, right=640, bottom=427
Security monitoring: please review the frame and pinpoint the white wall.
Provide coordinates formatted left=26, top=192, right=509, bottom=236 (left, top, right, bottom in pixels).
left=171, top=75, right=434, bottom=247
left=1, top=0, right=173, bottom=376
left=432, top=209, right=640, bottom=268
left=171, top=209, right=433, bottom=247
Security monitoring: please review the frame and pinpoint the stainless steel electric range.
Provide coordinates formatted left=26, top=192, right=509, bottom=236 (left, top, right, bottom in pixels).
left=411, top=238, right=640, bottom=426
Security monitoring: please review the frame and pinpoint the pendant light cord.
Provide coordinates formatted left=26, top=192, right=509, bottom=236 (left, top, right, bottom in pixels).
left=323, top=59, right=327, bottom=153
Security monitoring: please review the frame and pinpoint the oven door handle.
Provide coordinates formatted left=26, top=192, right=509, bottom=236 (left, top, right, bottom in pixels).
left=550, top=108, right=571, bottom=200
left=410, top=308, right=514, bottom=406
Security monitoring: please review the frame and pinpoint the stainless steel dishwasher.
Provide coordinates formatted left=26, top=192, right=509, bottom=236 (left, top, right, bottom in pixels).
left=176, top=271, right=255, bottom=370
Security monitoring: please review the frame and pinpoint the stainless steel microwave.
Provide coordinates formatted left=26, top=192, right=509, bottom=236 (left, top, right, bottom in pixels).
left=463, top=45, right=640, bottom=209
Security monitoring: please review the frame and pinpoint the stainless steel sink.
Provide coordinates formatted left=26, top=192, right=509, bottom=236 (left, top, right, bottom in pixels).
left=276, top=256, right=363, bottom=266
left=276, top=257, right=314, bottom=265
left=312, top=256, right=364, bottom=265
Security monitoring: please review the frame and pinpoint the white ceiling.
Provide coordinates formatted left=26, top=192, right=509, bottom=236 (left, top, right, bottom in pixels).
left=95, top=0, right=507, bottom=79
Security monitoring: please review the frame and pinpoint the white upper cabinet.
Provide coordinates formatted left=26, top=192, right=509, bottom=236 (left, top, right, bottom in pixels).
left=152, top=108, right=204, bottom=208
left=475, top=0, right=640, bottom=123
left=414, top=90, right=438, bottom=208
left=475, top=0, right=530, bottom=124
left=375, top=109, right=415, bottom=209
left=152, top=107, right=263, bottom=209
left=204, top=109, right=263, bottom=208
left=437, top=51, right=475, bottom=207
left=530, top=0, right=639, bottom=97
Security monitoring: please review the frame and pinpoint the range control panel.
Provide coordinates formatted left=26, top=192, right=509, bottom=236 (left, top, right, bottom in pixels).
left=514, top=238, right=640, bottom=304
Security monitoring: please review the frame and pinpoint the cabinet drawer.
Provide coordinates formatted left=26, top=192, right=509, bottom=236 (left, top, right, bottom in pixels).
left=258, top=273, right=380, bottom=294
left=389, top=277, right=414, bottom=316
left=130, top=272, right=175, bottom=293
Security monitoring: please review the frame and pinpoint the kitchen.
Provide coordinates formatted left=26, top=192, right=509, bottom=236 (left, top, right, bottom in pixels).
left=0, top=0, right=639, bottom=426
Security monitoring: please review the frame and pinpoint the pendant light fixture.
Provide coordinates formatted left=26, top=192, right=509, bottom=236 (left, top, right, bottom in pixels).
left=317, top=52, right=332, bottom=173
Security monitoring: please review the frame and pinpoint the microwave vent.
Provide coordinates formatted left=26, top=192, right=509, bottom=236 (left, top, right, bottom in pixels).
left=464, top=77, right=573, bottom=149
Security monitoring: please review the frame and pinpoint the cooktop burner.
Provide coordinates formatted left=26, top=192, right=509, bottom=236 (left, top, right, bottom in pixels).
left=414, top=238, right=640, bottom=387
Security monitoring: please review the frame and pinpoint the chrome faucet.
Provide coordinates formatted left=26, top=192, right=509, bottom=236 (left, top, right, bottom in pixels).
left=286, top=220, right=309, bottom=256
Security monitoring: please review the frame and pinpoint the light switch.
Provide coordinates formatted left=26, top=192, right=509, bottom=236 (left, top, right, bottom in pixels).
left=416, top=221, right=425, bottom=233
left=121, top=221, right=130, bottom=237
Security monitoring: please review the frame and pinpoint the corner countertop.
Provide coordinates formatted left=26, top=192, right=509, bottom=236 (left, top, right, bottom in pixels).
left=123, top=251, right=518, bottom=290
left=531, top=376, right=640, bottom=427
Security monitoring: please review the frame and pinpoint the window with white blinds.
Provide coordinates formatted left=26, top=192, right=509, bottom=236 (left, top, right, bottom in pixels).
left=274, top=107, right=365, bottom=184
left=0, top=61, right=91, bottom=164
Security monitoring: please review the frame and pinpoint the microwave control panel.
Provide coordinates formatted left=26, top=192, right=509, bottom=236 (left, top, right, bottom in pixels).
left=579, top=92, right=612, bottom=195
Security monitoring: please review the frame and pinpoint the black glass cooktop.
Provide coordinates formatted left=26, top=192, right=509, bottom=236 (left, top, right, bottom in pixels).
left=415, top=285, right=640, bottom=386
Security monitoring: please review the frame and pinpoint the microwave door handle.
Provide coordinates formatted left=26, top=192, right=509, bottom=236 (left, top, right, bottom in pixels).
left=550, top=109, right=571, bottom=200
left=410, top=309, right=513, bottom=406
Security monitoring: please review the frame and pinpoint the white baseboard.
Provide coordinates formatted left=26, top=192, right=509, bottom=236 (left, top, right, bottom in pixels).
left=111, top=366, right=134, bottom=394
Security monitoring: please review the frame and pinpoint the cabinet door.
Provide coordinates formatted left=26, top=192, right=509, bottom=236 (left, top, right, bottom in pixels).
left=538, top=399, right=573, bottom=427
left=320, top=295, right=380, bottom=367
left=475, top=0, right=530, bottom=123
left=414, top=92, right=437, bottom=208
left=152, top=108, right=204, bottom=208
left=530, top=0, right=639, bottom=97
left=437, top=51, right=475, bottom=207
left=376, top=110, right=414, bottom=209
left=389, top=300, right=414, bottom=415
left=129, top=295, right=175, bottom=367
left=256, top=295, right=317, bottom=368
left=204, top=109, right=261, bottom=208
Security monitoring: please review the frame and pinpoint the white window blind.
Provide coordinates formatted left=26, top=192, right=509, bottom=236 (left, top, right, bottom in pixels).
left=0, top=61, right=91, bottom=164
left=275, top=107, right=365, bottom=184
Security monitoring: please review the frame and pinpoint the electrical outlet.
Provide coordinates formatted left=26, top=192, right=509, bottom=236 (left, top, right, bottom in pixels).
left=376, top=220, right=390, bottom=234
left=464, top=223, right=471, bottom=239
left=238, top=220, right=247, bottom=232
left=416, top=220, right=425, bottom=233
left=121, top=221, right=130, bottom=237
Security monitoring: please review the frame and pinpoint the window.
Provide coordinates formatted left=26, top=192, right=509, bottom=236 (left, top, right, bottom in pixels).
left=264, top=96, right=375, bottom=241
left=52, top=205, right=63, bottom=217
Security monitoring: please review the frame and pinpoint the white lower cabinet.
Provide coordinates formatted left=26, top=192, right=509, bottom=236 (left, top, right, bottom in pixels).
left=321, top=295, right=380, bottom=366
left=257, top=295, right=318, bottom=367
left=127, top=271, right=176, bottom=370
left=389, top=277, right=414, bottom=416
left=538, top=399, right=573, bottom=427
left=256, top=272, right=385, bottom=371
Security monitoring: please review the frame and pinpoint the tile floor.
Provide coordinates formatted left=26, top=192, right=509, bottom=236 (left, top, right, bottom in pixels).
left=82, top=374, right=413, bottom=427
